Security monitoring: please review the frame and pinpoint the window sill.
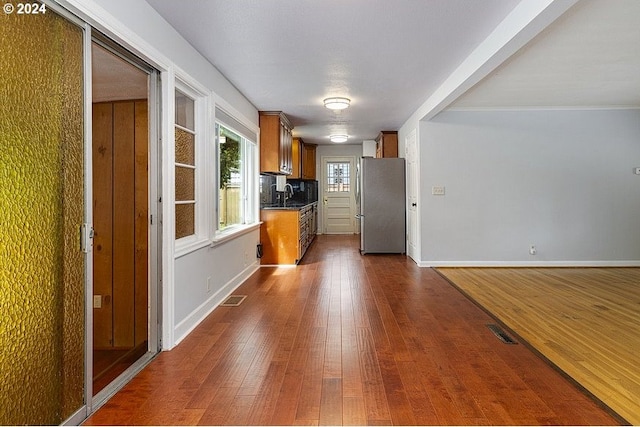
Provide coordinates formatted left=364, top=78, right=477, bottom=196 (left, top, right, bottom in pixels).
left=210, top=222, right=262, bottom=247
left=175, top=236, right=210, bottom=259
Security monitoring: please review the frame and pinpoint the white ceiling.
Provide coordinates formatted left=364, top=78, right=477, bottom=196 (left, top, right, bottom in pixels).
left=143, top=0, right=640, bottom=145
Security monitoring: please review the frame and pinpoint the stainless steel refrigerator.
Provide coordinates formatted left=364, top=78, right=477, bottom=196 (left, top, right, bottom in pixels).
left=356, top=157, right=406, bottom=254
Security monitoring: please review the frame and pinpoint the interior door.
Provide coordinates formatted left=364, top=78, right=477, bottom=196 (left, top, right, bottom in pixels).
left=0, top=8, right=86, bottom=424
left=322, top=157, right=356, bottom=234
left=406, top=129, right=419, bottom=262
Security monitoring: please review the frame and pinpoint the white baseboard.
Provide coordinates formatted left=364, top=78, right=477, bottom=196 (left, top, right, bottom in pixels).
left=173, top=262, right=259, bottom=345
left=417, top=260, right=640, bottom=268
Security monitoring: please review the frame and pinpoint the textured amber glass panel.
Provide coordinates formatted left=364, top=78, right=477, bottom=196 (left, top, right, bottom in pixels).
left=175, top=127, right=195, bottom=165
left=175, top=203, right=195, bottom=239
left=0, top=7, right=84, bottom=425
left=175, top=166, right=195, bottom=201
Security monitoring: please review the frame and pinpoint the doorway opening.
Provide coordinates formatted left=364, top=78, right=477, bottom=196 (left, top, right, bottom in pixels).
left=90, top=38, right=160, bottom=397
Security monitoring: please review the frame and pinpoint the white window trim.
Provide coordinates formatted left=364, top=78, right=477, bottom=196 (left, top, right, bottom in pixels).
left=174, top=78, right=211, bottom=258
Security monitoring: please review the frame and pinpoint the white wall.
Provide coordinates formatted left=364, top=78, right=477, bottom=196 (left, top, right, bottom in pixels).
left=362, top=140, right=377, bottom=157
left=73, top=0, right=261, bottom=348
left=419, top=109, right=640, bottom=266
left=174, top=232, right=260, bottom=342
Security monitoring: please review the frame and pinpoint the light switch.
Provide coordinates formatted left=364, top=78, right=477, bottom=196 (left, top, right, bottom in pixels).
left=93, top=295, right=102, bottom=309
left=432, top=186, right=445, bottom=195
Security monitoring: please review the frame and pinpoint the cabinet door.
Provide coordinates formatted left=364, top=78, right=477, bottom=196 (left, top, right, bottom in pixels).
left=302, top=143, right=316, bottom=179
left=279, top=120, right=293, bottom=174
left=279, top=120, right=286, bottom=173
left=291, top=138, right=302, bottom=178
left=285, top=125, right=292, bottom=174
left=376, top=131, right=398, bottom=158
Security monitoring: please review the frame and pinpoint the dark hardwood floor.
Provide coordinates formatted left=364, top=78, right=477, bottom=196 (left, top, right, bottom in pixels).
left=84, top=235, right=619, bottom=425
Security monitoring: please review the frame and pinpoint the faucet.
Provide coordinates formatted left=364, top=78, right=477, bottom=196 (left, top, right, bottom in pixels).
left=283, top=183, right=293, bottom=206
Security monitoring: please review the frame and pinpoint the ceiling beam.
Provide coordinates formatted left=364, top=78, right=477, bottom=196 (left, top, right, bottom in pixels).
left=412, top=0, right=579, bottom=122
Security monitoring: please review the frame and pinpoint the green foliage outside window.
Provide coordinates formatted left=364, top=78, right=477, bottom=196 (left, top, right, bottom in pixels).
left=219, top=127, right=240, bottom=189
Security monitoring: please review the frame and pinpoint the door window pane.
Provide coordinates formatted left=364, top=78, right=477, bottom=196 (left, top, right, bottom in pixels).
left=327, top=162, right=350, bottom=192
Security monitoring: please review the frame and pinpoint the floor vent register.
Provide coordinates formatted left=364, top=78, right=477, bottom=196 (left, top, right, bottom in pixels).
left=486, top=324, right=518, bottom=344
left=220, top=295, right=247, bottom=307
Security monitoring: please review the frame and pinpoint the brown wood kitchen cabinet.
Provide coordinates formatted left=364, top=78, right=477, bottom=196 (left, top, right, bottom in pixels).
left=260, top=111, right=293, bottom=174
left=290, top=137, right=317, bottom=179
left=375, top=131, right=398, bottom=158
left=260, top=203, right=317, bottom=265
left=301, top=142, right=317, bottom=179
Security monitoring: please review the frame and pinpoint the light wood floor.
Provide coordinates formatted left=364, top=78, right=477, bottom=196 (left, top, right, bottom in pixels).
left=85, top=236, right=620, bottom=425
left=437, top=267, right=640, bottom=425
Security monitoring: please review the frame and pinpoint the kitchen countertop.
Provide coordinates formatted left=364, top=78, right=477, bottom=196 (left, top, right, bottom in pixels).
left=260, top=201, right=317, bottom=211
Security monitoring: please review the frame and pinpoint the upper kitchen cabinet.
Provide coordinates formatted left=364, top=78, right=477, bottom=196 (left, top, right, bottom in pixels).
left=291, top=137, right=302, bottom=178
left=260, top=111, right=293, bottom=174
left=301, top=142, right=317, bottom=179
left=290, top=137, right=317, bottom=179
left=375, top=131, right=398, bottom=158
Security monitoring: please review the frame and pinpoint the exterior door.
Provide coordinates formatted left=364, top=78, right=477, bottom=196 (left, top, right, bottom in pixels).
left=322, top=157, right=356, bottom=234
left=406, top=129, right=419, bottom=262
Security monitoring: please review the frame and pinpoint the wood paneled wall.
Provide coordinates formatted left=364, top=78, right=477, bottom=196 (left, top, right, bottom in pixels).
left=92, top=100, right=148, bottom=350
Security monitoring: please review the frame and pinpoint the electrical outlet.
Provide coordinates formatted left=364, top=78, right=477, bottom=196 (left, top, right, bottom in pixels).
left=529, top=245, right=537, bottom=255
left=432, top=186, right=445, bottom=196
left=207, top=276, right=212, bottom=293
left=634, top=167, right=640, bottom=175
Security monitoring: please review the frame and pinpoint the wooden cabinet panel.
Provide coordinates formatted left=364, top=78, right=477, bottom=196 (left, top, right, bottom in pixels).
left=260, top=209, right=300, bottom=265
left=291, top=137, right=316, bottom=179
left=260, top=203, right=318, bottom=265
left=302, top=143, right=317, bottom=180
left=260, top=111, right=293, bottom=174
left=375, top=131, right=398, bottom=158
left=291, top=137, right=302, bottom=178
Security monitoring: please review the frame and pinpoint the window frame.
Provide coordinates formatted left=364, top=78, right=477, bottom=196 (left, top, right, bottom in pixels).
left=173, top=78, right=211, bottom=257
left=212, top=106, right=259, bottom=244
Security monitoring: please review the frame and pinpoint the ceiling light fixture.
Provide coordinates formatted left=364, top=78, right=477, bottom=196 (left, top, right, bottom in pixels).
left=330, top=134, right=348, bottom=143
left=323, top=97, right=351, bottom=110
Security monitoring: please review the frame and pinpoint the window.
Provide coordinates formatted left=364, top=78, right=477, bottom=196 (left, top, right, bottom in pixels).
left=327, top=162, right=350, bottom=192
left=174, top=89, right=196, bottom=239
left=216, top=119, right=257, bottom=232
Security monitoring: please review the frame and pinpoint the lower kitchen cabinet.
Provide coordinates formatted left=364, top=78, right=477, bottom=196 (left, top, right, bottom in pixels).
left=260, top=203, right=317, bottom=265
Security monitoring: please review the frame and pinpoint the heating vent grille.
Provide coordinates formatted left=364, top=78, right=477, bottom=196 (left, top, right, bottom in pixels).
left=220, top=295, right=247, bottom=307
left=487, top=324, right=518, bottom=344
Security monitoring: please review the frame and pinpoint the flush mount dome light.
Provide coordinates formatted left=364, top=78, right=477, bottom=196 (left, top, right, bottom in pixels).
left=323, top=97, right=350, bottom=110
left=330, top=134, right=348, bottom=143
